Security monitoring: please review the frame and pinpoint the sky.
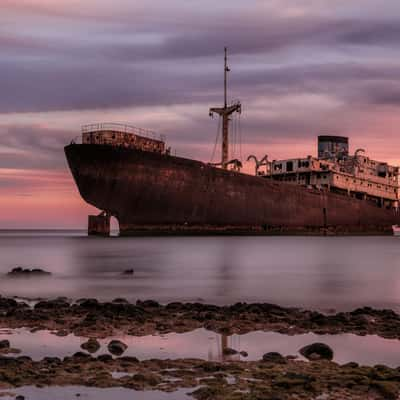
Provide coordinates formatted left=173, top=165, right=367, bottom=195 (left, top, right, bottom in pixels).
left=2, top=0, right=400, bottom=228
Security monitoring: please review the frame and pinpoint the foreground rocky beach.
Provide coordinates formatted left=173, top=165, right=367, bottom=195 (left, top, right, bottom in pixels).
left=2, top=351, right=400, bottom=400
left=1, top=296, right=400, bottom=399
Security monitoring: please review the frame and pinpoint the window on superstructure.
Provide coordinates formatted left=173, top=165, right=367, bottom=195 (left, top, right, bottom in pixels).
left=286, top=161, right=293, bottom=172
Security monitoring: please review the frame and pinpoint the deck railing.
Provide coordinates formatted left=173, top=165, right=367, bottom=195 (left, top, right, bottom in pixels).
left=81, top=123, right=165, bottom=142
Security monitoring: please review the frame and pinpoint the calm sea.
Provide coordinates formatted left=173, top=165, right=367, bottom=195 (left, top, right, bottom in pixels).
left=1, top=230, right=400, bottom=312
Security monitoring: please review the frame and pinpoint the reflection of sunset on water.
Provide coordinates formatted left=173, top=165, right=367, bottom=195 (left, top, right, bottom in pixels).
left=3, top=327, right=400, bottom=367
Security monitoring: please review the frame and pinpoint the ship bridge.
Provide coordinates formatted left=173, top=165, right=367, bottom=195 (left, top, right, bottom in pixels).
left=256, top=136, right=400, bottom=210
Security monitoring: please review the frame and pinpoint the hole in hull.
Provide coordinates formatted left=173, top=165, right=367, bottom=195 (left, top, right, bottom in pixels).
left=110, top=216, right=120, bottom=237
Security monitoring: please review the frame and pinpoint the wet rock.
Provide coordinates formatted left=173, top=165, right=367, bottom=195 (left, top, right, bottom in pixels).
left=43, top=357, right=61, bottom=364
left=7, top=267, right=51, bottom=278
left=3, top=348, right=21, bottom=355
left=262, top=352, right=287, bottom=364
left=55, top=330, right=69, bottom=337
left=222, top=347, right=238, bottom=356
left=299, top=343, right=334, bottom=361
left=190, top=386, right=225, bottom=400
left=131, top=372, right=161, bottom=386
left=0, top=297, right=19, bottom=309
left=240, top=351, right=248, bottom=357
left=81, top=338, right=101, bottom=354
left=372, top=381, right=398, bottom=400
left=0, top=340, right=10, bottom=350
left=342, top=361, right=359, bottom=368
left=122, top=269, right=134, bottom=275
left=274, top=372, right=315, bottom=389
left=137, top=300, right=160, bottom=308
left=16, top=396, right=25, bottom=400
left=107, top=340, right=127, bottom=356
left=35, top=299, right=69, bottom=310
left=73, top=352, right=92, bottom=361
left=17, top=356, right=32, bottom=363
left=119, top=356, right=139, bottom=364
left=112, top=298, right=129, bottom=304
left=97, top=354, right=113, bottom=362
left=77, top=298, right=99, bottom=309
left=165, top=302, right=183, bottom=310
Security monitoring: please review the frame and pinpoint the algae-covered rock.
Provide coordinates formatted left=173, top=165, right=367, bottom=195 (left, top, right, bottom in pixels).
left=299, top=343, right=333, bottom=361
left=372, top=381, right=398, bottom=400
left=107, top=340, right=127, bottom=356
left=262, top=352, right=287, bottom=364
left=81, top=338, right=101, bottom=354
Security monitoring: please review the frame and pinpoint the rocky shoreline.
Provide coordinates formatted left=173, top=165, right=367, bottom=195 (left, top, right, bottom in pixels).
left=2, top=296, right=400, bottom=399
left=1, top=296, right=400, bottom=338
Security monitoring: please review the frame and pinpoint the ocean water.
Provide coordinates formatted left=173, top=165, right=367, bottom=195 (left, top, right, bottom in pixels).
left=1, top=230, right=400, bottom=312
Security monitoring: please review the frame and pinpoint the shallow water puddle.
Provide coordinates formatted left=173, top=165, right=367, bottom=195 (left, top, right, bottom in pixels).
left=0, top=386, right=193, bottom=400
left=2, top=328, right=400, bottom=367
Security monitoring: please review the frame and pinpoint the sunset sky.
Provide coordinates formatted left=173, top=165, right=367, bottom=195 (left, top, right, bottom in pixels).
left=2, top=0, right=400, bottom=228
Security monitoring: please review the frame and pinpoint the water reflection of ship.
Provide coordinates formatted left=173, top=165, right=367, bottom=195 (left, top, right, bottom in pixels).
left=208, top=333, right=242, bottom=361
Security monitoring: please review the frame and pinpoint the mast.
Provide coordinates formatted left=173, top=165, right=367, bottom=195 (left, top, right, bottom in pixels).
left=224, top=47, right=228, bottom=108
left=209, top=47, right=241, bottom=169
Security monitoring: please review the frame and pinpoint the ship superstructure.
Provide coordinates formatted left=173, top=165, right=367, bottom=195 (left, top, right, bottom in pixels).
left=65, top=49, right=400, bottom=236
left=263, top=136, right=399, bottom=210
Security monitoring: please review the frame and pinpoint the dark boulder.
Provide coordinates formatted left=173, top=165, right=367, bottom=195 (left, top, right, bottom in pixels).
left=34, top=299, right=69, bottom=310
left=112, top=298, right=129, bottom=304
left=78, top=299, right=99, bottom=309
left=16, top=356, right=32, bottom=363
left=122, top=269, right=134, bottom=275
left=7, top=267, right=51, bottom=278
left=137, top=300, right=160, bottom=308
left=165, top=302, right=183, bottom=310
left=42, top=357, right=61, bottom=364
left=72, top=352, right=92, bottom=360
left=81, top=338, right=101, bottom=354
left=97, top=354, right=113, bottom=362
left=342, top=361, right=359, bottom=368
left=299, top=342, right=334, bottom=361
left=0, top=340, right=10, bottom=350
left=107, top=340, right=128, bottom=356
left=222, top=347, right=238, bottom=356
left=0, top=297, right=18, bottom=309
left=262, top=352, right=287, bottom=364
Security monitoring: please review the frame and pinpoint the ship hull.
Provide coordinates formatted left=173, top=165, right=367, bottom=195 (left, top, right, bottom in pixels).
left=65, top=144, right=400, bottom=235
